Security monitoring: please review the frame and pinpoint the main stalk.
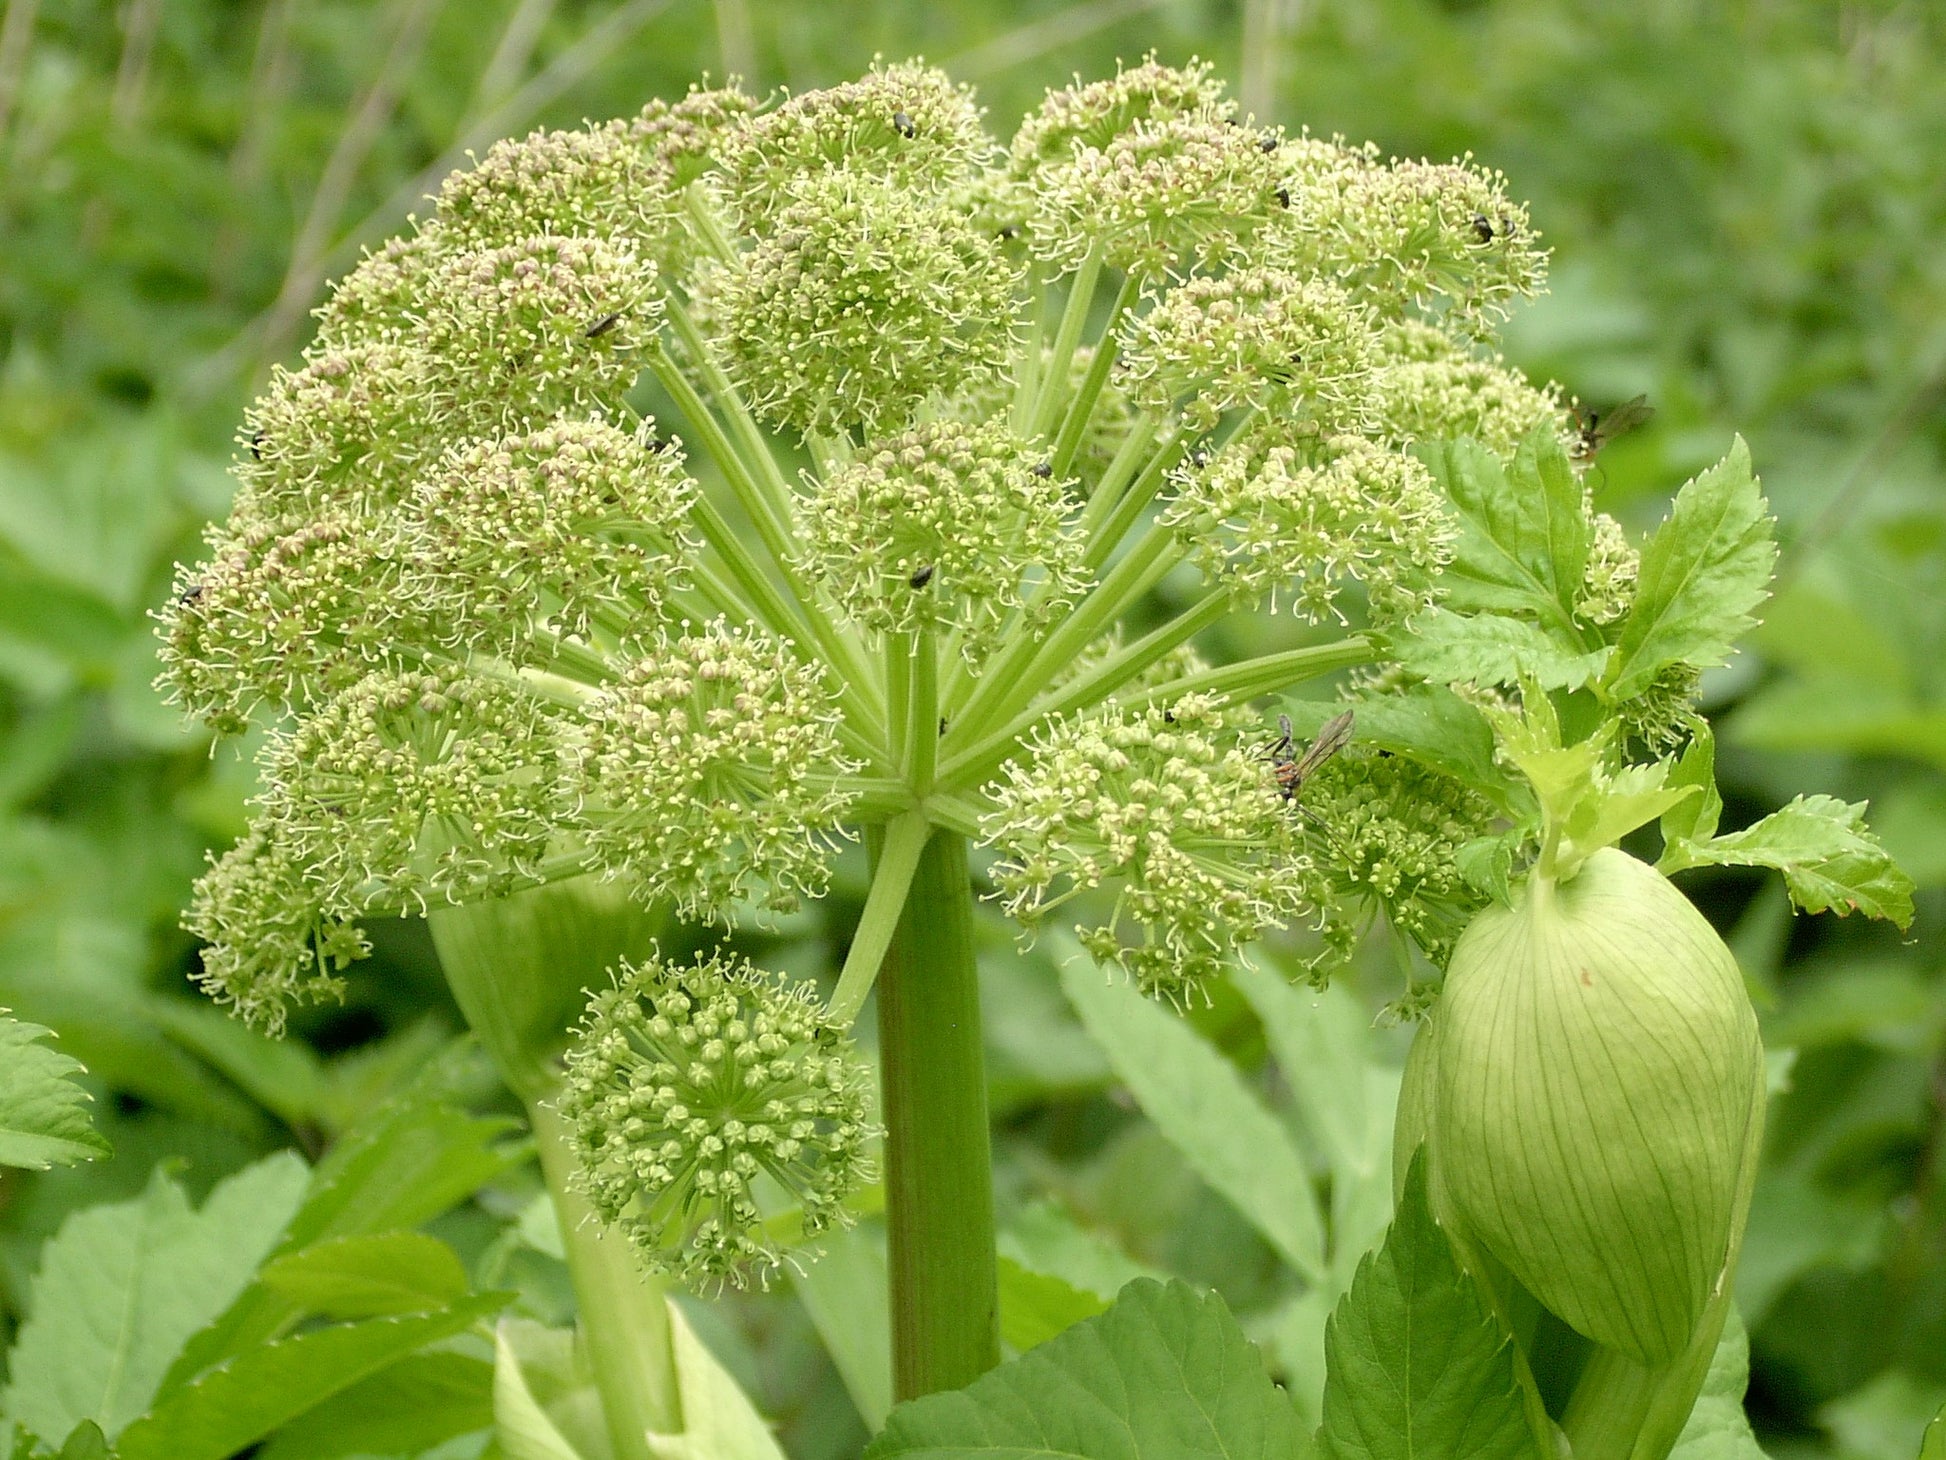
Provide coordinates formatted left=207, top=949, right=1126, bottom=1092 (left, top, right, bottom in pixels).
left=874, top=827, right=1001, bottom=1399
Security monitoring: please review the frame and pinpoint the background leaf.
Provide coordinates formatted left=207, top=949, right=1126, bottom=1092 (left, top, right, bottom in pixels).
left=0, top=1152, right=307, bottom=1442
left=258, top=1231, right=471, bottom=1319
left=1318, top=1155, right=1545, bottom=1460
left=865, top=1278, right=1305, bottom=1459
left=0, top=1011, right=108, bottom=1169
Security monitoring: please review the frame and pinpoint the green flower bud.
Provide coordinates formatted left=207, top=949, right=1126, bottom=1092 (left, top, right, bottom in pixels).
left=1008, top=56, right=1231, bottom=176
left=634, top=83, right=754, bottom=186
left=1371, top=319, right=1568, bottom=458
left=1429, top=848, right=1764, bottom=1366
left=435, top=119, right=681, bottom=258
left=311, top=228, right=450, bottom=351
left=558, top=949, right=875, bottom=1288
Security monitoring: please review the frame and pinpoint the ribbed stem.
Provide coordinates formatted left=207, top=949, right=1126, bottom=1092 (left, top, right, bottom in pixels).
left=874, top=828, right=1000, bottom=1399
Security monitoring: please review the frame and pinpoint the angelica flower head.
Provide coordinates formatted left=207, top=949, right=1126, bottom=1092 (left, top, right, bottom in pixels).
left=558, top=949, right=875, bottom=1287
left=162, top=54, right=1578, bottom=1047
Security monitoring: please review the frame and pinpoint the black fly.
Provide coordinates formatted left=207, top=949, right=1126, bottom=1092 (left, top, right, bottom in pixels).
left=178, top=583, right=205, bottom=607
left=1572, top=394, right=1655, bottom=463
left=892, top=111, right=916, bottom=138
left=1262, top=710, right=1355, bottom=804
left=585, top=312, right=622, bottom=339
left=909, top=564, right=934, bottom=589
left=1470, top=212, right=1495, bottom=244
left=1031, top=460, right=1052, bottom=478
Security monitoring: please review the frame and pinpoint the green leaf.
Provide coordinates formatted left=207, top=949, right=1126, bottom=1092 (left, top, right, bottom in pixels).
left=790, top=1219, right=893, bottom=1430
left=1921, top=1401, right=1945, bottom=1460
left=1279, top=686, right=1520, bottom=811
left=997, top=1257, right=1110, bottom=1353
left=1319, top=1154, right=1546, bottom=1460
left=0, top=1010, right=109, bottom=1168
left=1659, top=721, right=1724, bottom=845
left=865, top=1278, right=1303, bottom=1459
left=1061, top=947, right=1326, bottom=1282
left=1, top=1152, right=309, bottom=1443
left=1609, top=438, right=1775, bottom=699
left=164, top=1065, right=521, bottom=1390
left=53, top=1424, right=108, bottom=1460
left=1668, top=1309, right=1771, bottom=1460
left=259, top=1232, right=471, bottom=1318
left=256, top=1353, right=494, bottom=1460
left=1394, top=609, right=1610, bottom=692
left=114, top=1295, right=508, bottom=1460
left=1660, top=794, right=1915, bottom=928
left=492, top=1319, right=604, bottom=1460
left=1421, top=433, right=1590, bottom=625
left=645, top=1298, right=788, bottom=1460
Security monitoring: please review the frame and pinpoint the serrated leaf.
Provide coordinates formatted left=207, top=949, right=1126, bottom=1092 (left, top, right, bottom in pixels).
left=1660, top=721, right=1724, bottom=845
left=1061, top=947, right=1326, bottom=1282
left=1319, top=1154, right=1545, bottom=1460
left=998, top=1257, right=1110, bottom=1353
left=1, top=1151, right=309, bottom=1443
left=1610, top=438, right=1775, bottom=699
left=0, top=1011, right=109, bottom=1168
left=1660, top=794, right=1915, bottom=928
left=1421, top=433, right=1591, bottom=623
left=254, top=1352, right=494, bottom=1460
left=114, top=1295, right=507, bottom=1460
left=259, top=1231, right=470, bottom=1318
left=865, top=1278, right=1303, bottom=1459
left=1668, top=1309, right=1772, bottom=1460
left=1393, top=609, right=1610, bottom=692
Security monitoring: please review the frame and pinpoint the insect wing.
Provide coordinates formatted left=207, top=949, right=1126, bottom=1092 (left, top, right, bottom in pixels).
left=1291, top=709, right=1355, bottom=780
left=1592, top=393, right=1654, bottom=444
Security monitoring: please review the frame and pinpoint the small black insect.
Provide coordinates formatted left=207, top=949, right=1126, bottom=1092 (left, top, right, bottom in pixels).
left=1571, top=394, right=1655, bottom=463
left=249, top=429, right=264, bottom=461
left=1470, top=212, right=1495, bottom=244
left=585, top=312, right=622, bottom=339
left=909, top=564, right=935, bottom=589
left=1162, top=709, right=1176, bottom=724
left=1276, top=186, right=1292, bottom=208
left=1189, top=448, right=1211, bottom=469
left=178, top=583, right=205, bottom=607
left=645, top=433, right=671, bottom=453
left=892, top=110, right=916, bottom=138
left=1262, top=710, right=1356, bottom=803
left=1258, top=134, right=1279, bottom=154
left=1031, top=460, right=1052, bottom=479
left=938, top=716, right=949, bottom=736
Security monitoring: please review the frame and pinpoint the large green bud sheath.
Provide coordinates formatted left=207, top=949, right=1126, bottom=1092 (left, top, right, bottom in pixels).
left=1413, top=847, right=1763, bottom=1371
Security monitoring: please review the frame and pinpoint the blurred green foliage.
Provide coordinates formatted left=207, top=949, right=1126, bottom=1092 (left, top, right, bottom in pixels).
left=0, top=1, right=1940, bottom=1456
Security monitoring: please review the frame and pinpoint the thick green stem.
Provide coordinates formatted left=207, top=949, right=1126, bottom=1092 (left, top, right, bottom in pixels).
left=873, top=828, right=1000, bottom=1400
left=1049, top=272, right=1140, bottom=479
left=1031, top=250, right=1103, bottom=438
left=533, top=1104, right=680, bottom=1460
left=427, top=884, right=677, bottom=1460
left=830, top=809, right=932, bottom=1027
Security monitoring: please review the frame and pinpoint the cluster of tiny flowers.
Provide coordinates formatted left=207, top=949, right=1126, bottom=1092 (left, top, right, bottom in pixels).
left=395, top=417, right=696, bottom=653
left=1163, top=434, right=1456, bottom=625
left=717, top=62, right=990, bottom=222
left=1268, top=140, right=1549, bottom=332
left=800, top=420, right=1087, bottom=653
left=1298, top=749, right=1499, bottom=971
left=983, top=695, right=1318, bottom=1001
left=1577, top=512, right=1641, bottom=625
left=1117, top=268, right=1378, bottom=435
left=185, top=828, right=369, bottom=1035
left=1371, top=320, right=1567, bottom=457
left=252, top=667, right=567, bottom=911
left=1029, top=111, right=1284, bottom=277
left=1617, top=664, right=1704, bottom=755
left=573, top=623, right=855, bottom=920
left=704, top=170, right=1021, bottom=438
left=1007, top=56, right=1229, bottom=172
left=436, top=118, right=681, bottom=257
left=558, top=951, right=875, bottom=1287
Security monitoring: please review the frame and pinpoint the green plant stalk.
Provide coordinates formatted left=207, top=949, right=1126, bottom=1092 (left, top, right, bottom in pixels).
left=1049, top=272, right=1140, bottom=478
left=873, top=826, right=1000, bottom=1399
left=1031, top=250, right=1104, bottom=437
left=428, top=887, right=679, bottom=1460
